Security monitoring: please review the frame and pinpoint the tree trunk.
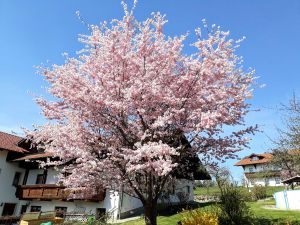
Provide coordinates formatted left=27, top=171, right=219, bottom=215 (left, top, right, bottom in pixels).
left=144, top=200, right=158, bottom=225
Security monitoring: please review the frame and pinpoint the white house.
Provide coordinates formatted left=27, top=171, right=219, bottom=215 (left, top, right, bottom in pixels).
left=0, top=132, right=29, bottom=217
left=235, top=153, right=283, bottom=187
left=0, top=131, right=208, bottom=222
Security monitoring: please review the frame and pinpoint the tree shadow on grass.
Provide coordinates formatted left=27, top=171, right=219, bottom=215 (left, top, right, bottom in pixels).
left=157, top=201, right=215, bottom=217
left=253, top=218, right=300, bottom=225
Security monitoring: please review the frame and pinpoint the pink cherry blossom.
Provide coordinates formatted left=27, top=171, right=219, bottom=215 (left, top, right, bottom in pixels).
left=27, top=3, right=257, bottom=224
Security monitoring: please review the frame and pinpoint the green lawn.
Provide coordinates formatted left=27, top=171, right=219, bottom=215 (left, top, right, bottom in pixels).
left=249, top=200, right=300, bottom=224
left=116, top=199, right=300, bottom=225
left=194, top=186, right=285, bottom=197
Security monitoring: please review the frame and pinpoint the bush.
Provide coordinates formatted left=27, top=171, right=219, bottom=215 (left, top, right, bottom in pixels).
left=239, top=188, right=254, bottom=202
left=218, top=186, right=253, bottom=225
left=180, top=208, right=219, bottom=225
left=251, top=185, right=267, bottom=200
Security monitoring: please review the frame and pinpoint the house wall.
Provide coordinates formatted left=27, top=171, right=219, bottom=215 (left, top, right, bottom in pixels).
left=244, top=174, right=282, bottom=187
left=26, top=168, right=58, bottom=185
left=0, top=150, right=27, bottom=216
left=2, top=160, right=195, bottom=220
left=243, top=164, right=279, bottom=173
left=242, top=164, right=283, bottom=187
left=119, top=179, right=194, bottom=218
left=24, top=169, right=121, bottom=220
left=26, top=168, right=43, bottom=185
left=26, top=190, right=120, bottom=222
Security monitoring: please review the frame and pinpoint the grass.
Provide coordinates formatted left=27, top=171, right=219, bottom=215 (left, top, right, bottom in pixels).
left=116, top=199, right=300, bottom=225
left=249, top=200, right=300, bottom=224
left=194, top=186, right=285, bottom=197
left=115, top=202, right=213, bottom=225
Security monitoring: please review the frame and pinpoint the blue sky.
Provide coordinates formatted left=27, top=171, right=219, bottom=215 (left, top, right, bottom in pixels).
left=0, top=0, right=300, bottom=180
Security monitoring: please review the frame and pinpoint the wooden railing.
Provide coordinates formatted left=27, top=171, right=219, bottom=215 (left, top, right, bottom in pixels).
left=244, top=170, right=281, bottom=179
left=16, top=184, right=105, bottom=201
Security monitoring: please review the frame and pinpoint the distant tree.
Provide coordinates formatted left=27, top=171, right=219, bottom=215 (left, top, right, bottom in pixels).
left=27, top=2, right=257, bottom=225
left=271, top=95, right=300, bottom=183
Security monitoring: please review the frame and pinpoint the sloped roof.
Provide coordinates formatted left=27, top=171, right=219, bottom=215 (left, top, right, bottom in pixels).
left=13, top=152, right=53, bottom=161
left=0, top=131, right=28, bottom=153
left=282, top=176, right=300, bottom=184
left=234, top=153, right=273, bottom=166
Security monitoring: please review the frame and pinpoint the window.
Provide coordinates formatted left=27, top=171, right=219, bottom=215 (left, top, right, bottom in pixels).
left=20, top=205, right=28, bottom=215
left=265, top=178, right=269, bottom=186
left=55, top=207, right=67, bottom=217
left=30, top=206, right=41, bottom=212
left=275, top=177, right=281, bottom=184
left=2, top=203, right=16, bottom=216
left=273, top=165, right=280, bottom=171
left=249, top=167, right=254, bottom=172
left=250, top=179, right=255, bottom=185
left=36, top=174, right=46, bottom=184
left=12, top=172, right=21, bottom=186
left=186, top=185, right=191, bottom=194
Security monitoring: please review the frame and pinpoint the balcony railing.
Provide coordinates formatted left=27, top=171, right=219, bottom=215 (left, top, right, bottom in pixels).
left=16, top=184, right=105, bottom=202
left=244, top=170, right=281, bottom=179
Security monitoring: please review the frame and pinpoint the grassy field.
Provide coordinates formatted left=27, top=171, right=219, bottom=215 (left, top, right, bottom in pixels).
left=194, top=186, right=285, bottom=197
left=249, top=200, right=300, bottom=224
left=116, top=199, right=300, bottom=225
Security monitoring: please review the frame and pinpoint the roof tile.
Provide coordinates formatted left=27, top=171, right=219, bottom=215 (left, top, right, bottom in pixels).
left=234, top=153, right=273, bottom=166
left=0, top=131, right=28, bottom=153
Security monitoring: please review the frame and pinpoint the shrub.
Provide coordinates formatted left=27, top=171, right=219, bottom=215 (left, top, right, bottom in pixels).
left=180, top=208, right=219, bottom=225
left=239, top=188, right=254, bottom=202
left=251, top=185, right=267, bottom=200
left=218, top=185, right=253, bottom=225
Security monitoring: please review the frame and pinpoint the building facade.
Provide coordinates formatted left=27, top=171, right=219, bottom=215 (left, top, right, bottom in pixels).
left=0, top=131, right=203, bottom=221
left=235, top=153, right=283, bottom=187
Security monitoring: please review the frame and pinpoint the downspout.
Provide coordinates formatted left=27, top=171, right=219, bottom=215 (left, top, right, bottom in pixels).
left=117, top=185, right=124, bottom=220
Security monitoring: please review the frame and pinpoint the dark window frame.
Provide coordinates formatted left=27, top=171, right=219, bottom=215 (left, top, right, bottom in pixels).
left=30, top=206, right=41, bottom=212
left=12, top=172, right=21, bottom=187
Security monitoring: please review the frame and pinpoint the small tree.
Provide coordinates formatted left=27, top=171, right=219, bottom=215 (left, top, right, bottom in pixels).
left=28, top=2, right=257, bottom=225
left=271, top=95, right=300, bottom=186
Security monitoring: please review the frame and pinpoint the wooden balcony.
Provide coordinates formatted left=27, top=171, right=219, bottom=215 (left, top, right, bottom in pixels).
left=244, top=170, right=281, bottom=179
left=16, top=184, right=105, bottom=202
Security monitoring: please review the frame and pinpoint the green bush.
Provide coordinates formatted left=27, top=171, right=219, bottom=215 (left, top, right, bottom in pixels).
left=251, top=185, right=267, bottom=200
left=218, top=186, right=253, bottom=225
left=239, top=188, right=254, bottom=202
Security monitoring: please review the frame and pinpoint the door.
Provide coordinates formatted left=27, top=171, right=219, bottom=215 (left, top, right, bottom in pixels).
left=2, top=203, right=16, bottom=216
left=96, top=208, right=106, bottom=220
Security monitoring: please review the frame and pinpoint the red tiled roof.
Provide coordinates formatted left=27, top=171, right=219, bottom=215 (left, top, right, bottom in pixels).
left=0, top=131, right=28, bottom=153
left=13, top=152, right=53, bottom=161
left=234, top=153, right=273, bottom=166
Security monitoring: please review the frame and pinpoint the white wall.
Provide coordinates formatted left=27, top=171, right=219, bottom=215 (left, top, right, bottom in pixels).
left=26, top=169, right=43, bottom=185
left=243, top=164, right=280, bottom=173
left=244, top=175, right=282, bottom=187
left=243, top=164, right=283, bottom=187
left=46, top=168, right=59, bottom=184
left=26, top=190, right=120, bottom=221
left=119, top=179, right=194, bottom=215
left=26, top=168, right=59, bottom=185
left=0, top=150, right=27, bottom=216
